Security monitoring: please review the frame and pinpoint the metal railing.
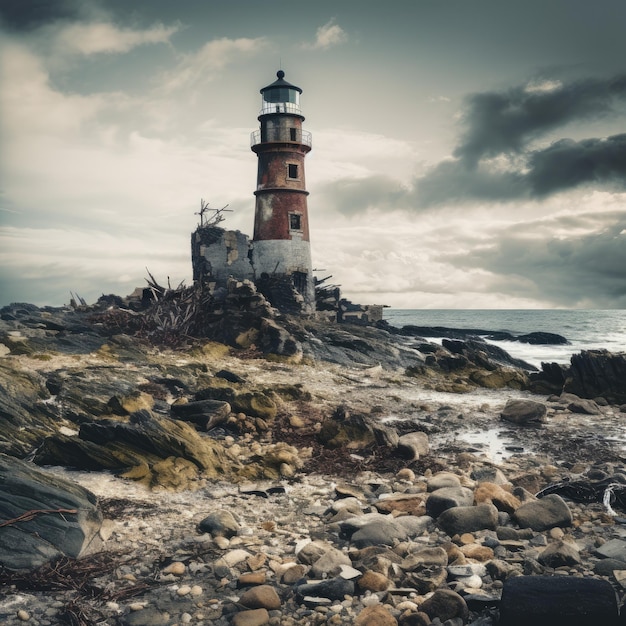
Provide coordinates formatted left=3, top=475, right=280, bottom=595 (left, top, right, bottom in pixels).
left=259, top=101, right=302, bottom=116
left=251, top=129, right=312, bottom=148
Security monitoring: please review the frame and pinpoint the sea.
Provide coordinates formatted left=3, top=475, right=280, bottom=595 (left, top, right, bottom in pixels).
left=383, top=309, right=626, bottom=368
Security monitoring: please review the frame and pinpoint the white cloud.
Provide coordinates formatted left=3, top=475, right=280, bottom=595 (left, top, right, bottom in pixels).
left=302, top=19, right=347, bottom=50
left=54, top=21, right=179, bottom=55
left=159, top=37, right=267, bottom=91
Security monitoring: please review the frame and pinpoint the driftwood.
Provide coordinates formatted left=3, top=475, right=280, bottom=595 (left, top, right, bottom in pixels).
left=91, top=277, right=217, bottom=347
left=0, top=507, right=78, bottom=528
left=0, top=551, right=157, bottom=626
left=537, top=477, right=626, bottom=516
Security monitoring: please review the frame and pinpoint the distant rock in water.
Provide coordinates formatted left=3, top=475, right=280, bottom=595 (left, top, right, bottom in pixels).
left=394, top=325, right=569, bottom=345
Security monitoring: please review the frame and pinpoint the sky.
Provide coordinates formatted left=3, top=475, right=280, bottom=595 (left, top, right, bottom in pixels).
left=1, top=0, right=625, bottom=309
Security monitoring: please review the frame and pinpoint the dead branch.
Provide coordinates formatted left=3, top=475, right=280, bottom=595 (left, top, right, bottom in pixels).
left=0, top=508, right=78, bottom=528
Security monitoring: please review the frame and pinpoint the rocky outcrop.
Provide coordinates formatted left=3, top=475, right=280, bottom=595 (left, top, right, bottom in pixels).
left=391, top=323, right=568, bottom=345
left=564, top=350, right=626, bottom=404
left=0, top=454, right=102, bottom=571
left=32, top=410, right=242, bottom=489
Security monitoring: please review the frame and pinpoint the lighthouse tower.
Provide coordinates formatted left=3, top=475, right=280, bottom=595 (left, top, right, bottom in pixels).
left=250, top=71, right=315, bottom=312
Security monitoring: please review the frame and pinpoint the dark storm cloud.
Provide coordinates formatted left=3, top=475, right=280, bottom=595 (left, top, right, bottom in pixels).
left=0, top=0, right=86, bottom=31
left=528, top=134, right=626, bottom=196
left=446, top=213, right=626, bottom=308
left=456, top=75, right=626, bottom=164
left=416, top=160, right=526, bottom=207
left=408, top=74, right=626, bottom=207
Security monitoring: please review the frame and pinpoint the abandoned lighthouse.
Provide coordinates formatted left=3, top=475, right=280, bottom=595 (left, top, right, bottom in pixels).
left=251, top=71, right=315, bottom=309
left=191, top=70, right=315, bottom=314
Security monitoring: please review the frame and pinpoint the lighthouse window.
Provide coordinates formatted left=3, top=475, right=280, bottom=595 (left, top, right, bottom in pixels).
left=288, top=164, right=299, bottom=179
left=290, top=128, right=297, bottom=141
left=289, top=213, right=302, bottom=230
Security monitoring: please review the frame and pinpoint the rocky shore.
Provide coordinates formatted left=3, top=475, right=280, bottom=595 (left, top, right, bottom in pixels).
left=1, top=295, right=626, bottom=626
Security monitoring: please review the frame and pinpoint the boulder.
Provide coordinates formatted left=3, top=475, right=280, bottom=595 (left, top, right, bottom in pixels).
left=538, top=540, right=581, bottom=567
left=318, top=405, right=398, bottom=450
left=567, top=397, right=602, bottom=415
left=499, top=575, right=620, bottom=626
left=500, top=399, right=547, bottom=425
left=198, top=509, right=240, bottom=538
left=427, top=472, right=462, bottom=491
left=513, top=494, right=572, bottom=531
left=195, top=387, right=277, bottom=420
left=425, top=487, right=474, bottom=518
left=396, top=432, right=429, bottom=460
left=170, top=398, right=232, bottom=430
left=437, top=503, right=499, bottom=536
left=0, top=454, right=102, bottom=571
left=419, top=589, right=469, bottom=623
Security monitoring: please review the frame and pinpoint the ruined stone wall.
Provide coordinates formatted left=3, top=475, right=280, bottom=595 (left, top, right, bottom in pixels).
left=191, top=226, right=254, bottom=284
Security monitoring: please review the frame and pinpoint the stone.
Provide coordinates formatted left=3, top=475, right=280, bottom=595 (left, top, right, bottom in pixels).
left=419, top=589, right=469, bottom=623
left=567, top=397, right=602, bottom=414
left=295, top=577, right=355, bottom=602
left=437, top=503, right=498, bottom=536
left=499, top=575, right=620, bottom=626
left=0, top=453, right=102, bottom=571
left=459, top=543, right=494, bottom=561
left=401, top=546, right=448, bottom=570
left=425, top=487, right=474, bottom=518
left=310, top=546, right=352, bottom=578
left=470, top=466, right=509, bottom=485
left=170, top=398, right=231, bottom=430
left=512, top=494, right=572, bottom=531
left=396, top=432, right=429, bottom=460
left=120, top=608, right=170, bottom=625
left=593, top=558, right=626, bottom=576
left=357, top=570, right=391, bottom=592
left=403, top=567, right=447, bottom=594
left=596, top=539, right=626, bottom=562
left=397, top=468, right=416, bottom=482
left=474, top=482, right=520, bottom=514
left=195, top=387, right=277, bottom=420
left=197, top=509, right=240, bottom=537
left=232, top=608, right=270, bottom=626
left=398, top=612, right=431, bottom=626
left=500, top=399, right=547, bottom=425
left=538, top=540, right=581, bottom=567
left=374, top=493, right=426, bottom=516
left=350, top=518, right=408, bottom=548
left=238, top=585, right=281, bottom=610
left=354, top=605, right=398, bottom=625
left=318, top=406, right=398, bottom=450
left=162, top=561, right=185, bottom=575
left=427, top=472, right=462, bottom=491
left=297, top=540, right=331, bottom=565
left=281, top=564, right=308, bottom=583
left=238, top=572, right=267, bottom=587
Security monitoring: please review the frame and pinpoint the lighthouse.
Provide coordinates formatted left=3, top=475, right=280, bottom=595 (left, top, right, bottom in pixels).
left=250, top=70, right=315, bottom=312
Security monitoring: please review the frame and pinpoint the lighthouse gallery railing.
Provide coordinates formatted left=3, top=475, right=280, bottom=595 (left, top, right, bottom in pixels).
left=251, top=129, right=312, bottom=148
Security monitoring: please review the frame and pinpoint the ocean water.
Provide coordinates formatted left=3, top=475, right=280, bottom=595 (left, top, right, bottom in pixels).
left=383, top=309, right=626, bottom=367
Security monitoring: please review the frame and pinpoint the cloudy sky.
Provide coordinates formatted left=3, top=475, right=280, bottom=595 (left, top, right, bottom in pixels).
left=1, top=0, right=625, bottom=309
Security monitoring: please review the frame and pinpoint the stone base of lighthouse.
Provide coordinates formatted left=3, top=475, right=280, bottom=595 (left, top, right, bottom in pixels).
left=191, top=224, right=315, bottom=315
